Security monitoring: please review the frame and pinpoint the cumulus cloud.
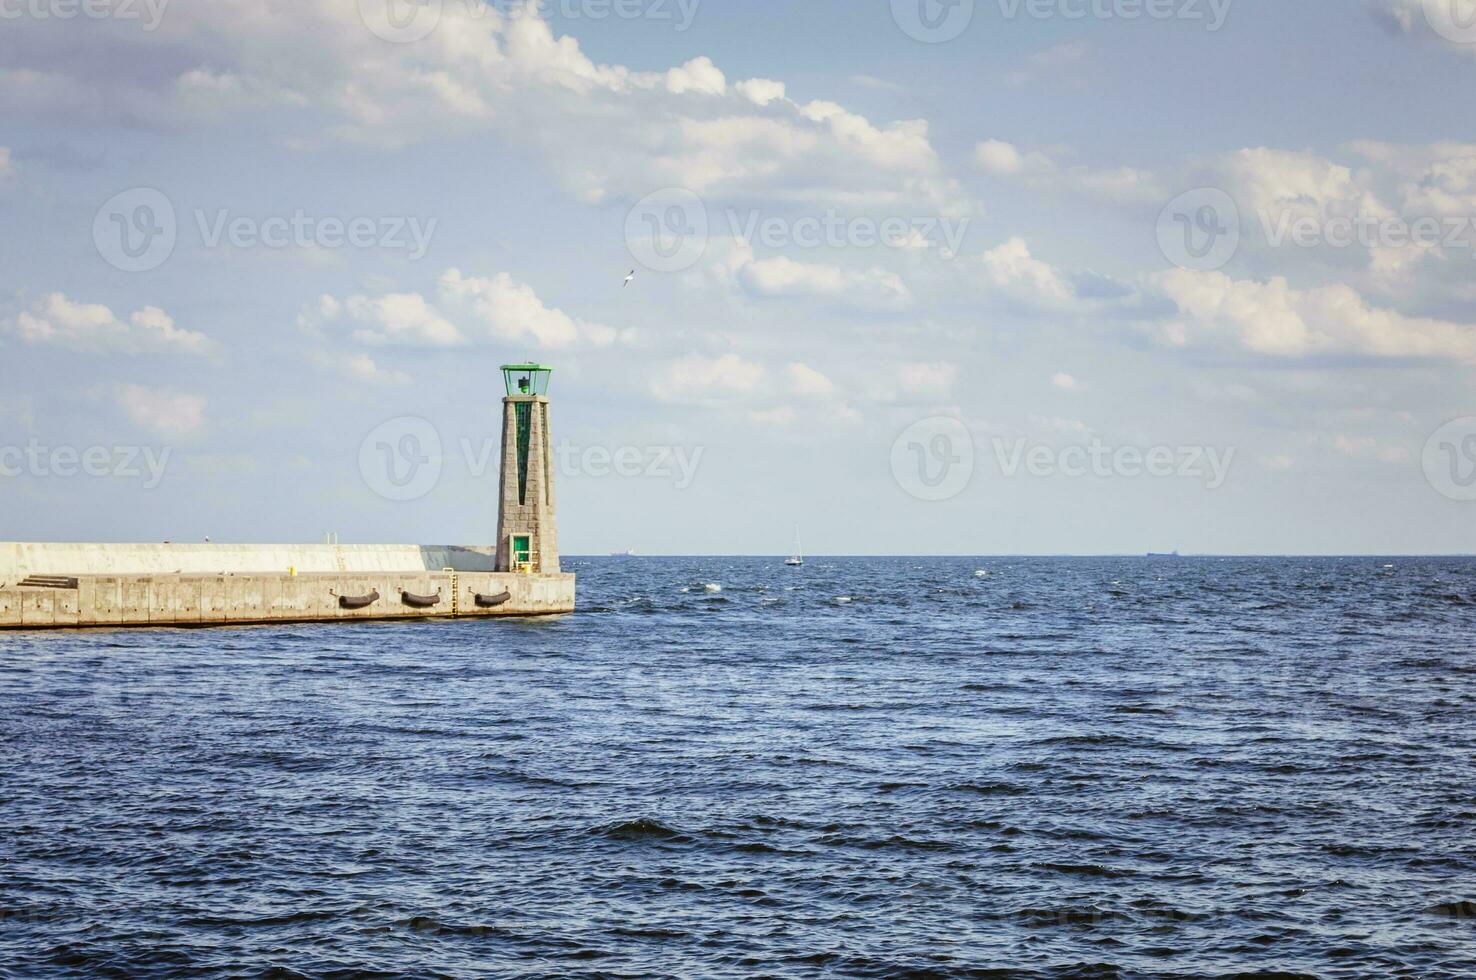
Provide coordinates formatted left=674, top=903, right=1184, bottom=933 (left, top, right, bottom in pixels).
left=649, top=353, right=858, bottom=425
left=785, top=362, right=836, bottom=398
left=651, top=353, right=765, bottom=404
left=0, top=2, right=954, bottom=210
left=340, top=353, right=412, bottom=387
left=973, top=140, right=1164, bottom=205
left=343, top=292, right=464, bottom=348
left=12, top=293, right=211, bottom=355
left=1151, top=268, right=1476, bottom=363
left=308, top=270, right=630, bottom=351
left=117, top=385, right=207, bottom=438
left=697, top=238, right=913, bottom=312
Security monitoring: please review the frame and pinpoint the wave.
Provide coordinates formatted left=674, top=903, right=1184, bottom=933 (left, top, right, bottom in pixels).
left=594, top=818, right=693, bottom=843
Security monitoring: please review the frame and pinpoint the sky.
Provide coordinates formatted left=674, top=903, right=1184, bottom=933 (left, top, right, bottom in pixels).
left=1, top=0, right=1474, bottom=555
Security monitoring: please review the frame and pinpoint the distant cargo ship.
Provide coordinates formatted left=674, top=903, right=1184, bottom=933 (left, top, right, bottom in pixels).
left=1147, top=551, right=1181, bottom=558
left=611, top=549, right=638, bottom=558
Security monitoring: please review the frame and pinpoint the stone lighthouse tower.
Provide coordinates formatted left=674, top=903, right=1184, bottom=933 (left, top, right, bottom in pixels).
left=495, top=363, right=560, bottom=574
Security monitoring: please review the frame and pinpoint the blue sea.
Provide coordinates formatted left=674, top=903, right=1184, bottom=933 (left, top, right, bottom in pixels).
left=2, top=557, right=1474, bottom=978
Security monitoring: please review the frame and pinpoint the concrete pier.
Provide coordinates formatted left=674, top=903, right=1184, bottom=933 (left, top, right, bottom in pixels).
left=0, top=543, right=574, bottom=630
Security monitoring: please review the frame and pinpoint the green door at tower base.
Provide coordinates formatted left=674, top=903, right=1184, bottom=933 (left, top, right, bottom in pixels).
left=513, top=536, right=531, bottom=568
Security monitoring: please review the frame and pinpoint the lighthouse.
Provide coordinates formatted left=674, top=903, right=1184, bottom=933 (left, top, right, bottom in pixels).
left=495, top=363, right=561, bottom=574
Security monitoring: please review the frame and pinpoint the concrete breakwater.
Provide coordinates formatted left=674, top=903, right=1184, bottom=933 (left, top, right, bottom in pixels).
left=0, top=543, right=575, bottom=630
left=3, top=363, right=576, bottom=630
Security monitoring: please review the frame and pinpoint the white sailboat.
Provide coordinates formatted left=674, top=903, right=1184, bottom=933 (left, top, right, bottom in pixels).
left=785, top=526, right=804, bottom=566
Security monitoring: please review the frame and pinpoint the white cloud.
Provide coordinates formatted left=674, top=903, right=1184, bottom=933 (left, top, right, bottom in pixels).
left=343, top=292, right=465, bottom=348
left=736, top=77, right=786, bottom=106
left=117, top=385, right=207, bottom=438
left=0, top=146, right=13, bottom=182
left=849, top=74, right=907, bottom=93
left=651, top=353, right=765, bottom=404
left=974, top=139, right=1033, bottom=176
left=4, top=2, right=953, bottom=210
left=439, top=269, right=626, bottom=348
left=696, top=237, right=913, bottom=312
left=748, top=405, right=797, bottom=426
left=1152, top=268, right=1476, bottom=363
left=739, top=254, right=912, bottom=311
left=12, top=293, right=211, bottom=356
left=666, top=56, right=726, bottom=96
left=342, top=353, right=412, bottom=387
left=973, top=140, right=1164, bottom=205
left=1052, top=372, right=1081, bottom=390
left=785, top=362, right=836, bottom=399
left=1349, top=140, right=1476, bottom=219
left=648, top=354, right=858, bottom=425
left=312, top=270, right=629, bottom=351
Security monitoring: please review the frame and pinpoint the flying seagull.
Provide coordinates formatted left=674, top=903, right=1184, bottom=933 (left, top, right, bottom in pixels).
left=623, top=269, right=636, bottom=288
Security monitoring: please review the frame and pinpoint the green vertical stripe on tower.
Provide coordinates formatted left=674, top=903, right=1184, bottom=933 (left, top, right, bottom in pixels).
left=515, top=401, right=532, bottom=505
